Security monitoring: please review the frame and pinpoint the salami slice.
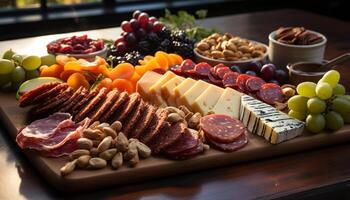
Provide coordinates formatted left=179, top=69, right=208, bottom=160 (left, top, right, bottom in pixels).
left=208, top=131, right=248, bottom=152
left=208, top=71, right=223, bottom=86
left=246, top=77, right=266, bottom=92
left=257, top=83, right=285, bottom=104
left=213, top=63, right=227, bottom=74
left=236, top=74, right=252, bottom=92
left=168, top=142, right=204, bottom=160
left=164, top=129, right=199, bottom=157
left=217, top=67, right=231, bottom=79
left=180, top=59, right=195, bottom=72
left=170, top=65, right=182, bottom=75
left=194, top=62, right=211, bottom=77
left=222, top=72, right=239, bottom=87
left=200, top=114, right=245, bottom=143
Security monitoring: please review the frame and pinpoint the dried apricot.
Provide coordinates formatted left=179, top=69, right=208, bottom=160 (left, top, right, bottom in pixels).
left=97, top=65, right=111, bottom=77
left=56, top=55, right=77, bottom=66
left=95, top=77, right=113, bottom=91
left=67, top=72, right=90, bottom=90
left=134, top=65, right=147, bottom=76
left=155, top=51, right=169, bottom=70
left=40, top=64, right=64, bottom=78
left=168, top=54, right=183, bottom=65
left=111, top=79, right=134, bottom=93
left=60, top=70, right=79, bottom=81
left=145, top=58, right=161, bottom=72
left=109, top=63, right=135, bottom=80
left=129, top=72, right=141, bottom=85
left=64, top=61, right=82, bottom=71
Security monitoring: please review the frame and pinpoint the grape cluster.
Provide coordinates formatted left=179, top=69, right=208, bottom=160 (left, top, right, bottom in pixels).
left=288, top=70, right=349, bottom=133
left=107, top=50, right=144, bottom=66
left=0, top=49, right=55, bottom=90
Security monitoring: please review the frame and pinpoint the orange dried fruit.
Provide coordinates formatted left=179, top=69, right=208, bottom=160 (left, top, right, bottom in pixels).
left=109, top=63, right=135, bottom=80
left=145, top=58, right=161, bottom=72
left=95, top=77, right=113, bottom=91
left=129, top=72, right=141, bottom=85
left=134, top=65, right=147, bottom=76
left=67, top=72, right=90, bottom=90
left=169, top=54, right=183, bottom=65
left=56, top=55, right=76, bottom=66
left=111, top=79, right=134, bottom=94
left=97, top=65, right=111, bottom=77
left=60, top=70, right=79, bottom=81
left=64, top=61, right=82, bottom=71
left=40, top=64, right=64, bottom=78
left=155, top=51, right=169, bottom=70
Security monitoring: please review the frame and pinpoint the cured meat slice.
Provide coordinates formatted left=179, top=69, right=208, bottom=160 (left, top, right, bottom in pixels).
left=121, top=100, right=146, bottom=137
left=163, top=129, right=199, bottom=157
left=169, top=142, right=204, bottom=160
left=170, top=65, right=182, bottom=75
left=60, top=88, right=88, bottom=113
left=88, top=89, right=120, bottom=123
left=29, top=83, right=69, bottom=106
left=213, top=63, right=227, bottom=74
left=180, top=59, right=195, bottom=72
left=30, top=87, right=74, bottom=116
left=19, top=82, right=61, bottom=107
left=99, top=91, right=129, bottom=122
left=109, top=93, right=141, bottom=123
left=236, top=74, right=252, bottom=92
left=140, top=108, right=170, bottom=145
left=194, top=62, right=211, bottom=77
left=55, top=86, right=84, bottom=111
left=148, top=122, right=186, bottom=154
left=200, top=114, right=245, bottom=143
left=128, top=105, right=156, bottom=139
left=217, top=67, right=231, bottom=79
left=222, top=72, right=239, bottom=87
left=246, top=77, right=266, bottom=92
left=152, top=68, right=166, bottom=75
left=208, top=131, right=248, bottom=152
left=257, top=83, right=284, bottom=104
left=74, top=87, right=108, bottom=122
left=208, top=71, right=223, bottom=86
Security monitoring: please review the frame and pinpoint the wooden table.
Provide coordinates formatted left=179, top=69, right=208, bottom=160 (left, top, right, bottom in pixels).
left=1, top=9, right=350, bottom=200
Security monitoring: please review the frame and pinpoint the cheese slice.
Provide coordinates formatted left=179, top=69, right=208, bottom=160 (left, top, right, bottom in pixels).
left=173, top=78, right=196, bottom=106
left=240, top=95, right=304, bottom=144
left=136, top=71, right=162, bottom=101
left=178, top=80, right=210, bottom=110
left=192, top=85, right=224, bottom=115
left=210, top=88, right=242, bottom=119
left=148, top=71, right=176, bottom=106
left=161, top=76, right=185, bottom=106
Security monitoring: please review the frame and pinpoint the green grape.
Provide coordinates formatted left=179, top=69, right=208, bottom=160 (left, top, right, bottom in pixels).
left=2, top=49, right=15, bottom=60
left=333, top=83, right=346, bottom=95
left=12, top=54, right=24, bottom=65
left=11, top=66, right=26, bottom=84
left=0, top=58, right=15, bottom=74
left=25, top=69, right=39, bottom=80
left=318, top=70, right=340, bottom=88
left=296, top=82, right=316, bottom=98
left=41, top=54, right=56, bottom=66
left=287, top=95, right=308, bottom=112
left=316, top=82, right=333, bottom=100
left=306, top=114, right=326, bottom=133
left=307, top=97, right=326, bottom=114
left=331, top=97, right=350, bottom=115
left=341, top=112, right=350, bottom=124
left=325, top=111, right=344, bottom=131
left=0, top=73, right=11, bottom=87
left=288, top=110, right=307, bottom=121
left=22, top=55, right=41, bottom=70
left=342, top=95, right=350, bottom=102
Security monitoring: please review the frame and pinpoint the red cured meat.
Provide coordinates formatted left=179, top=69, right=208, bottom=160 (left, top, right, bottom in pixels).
left=194, top=62, right=211, bottom=77
left=246, top=77, right=266, bottom=92
left=208, top=131, right=248, bottom=152
left=164, top=129, right=199, bottom=157
left=208, top=71, right=223, bottom=86
left=257, top=83, right=285, bottom=104
left=236, top=74, right=252, bottom=92
left=222, top=72, right=239, bottom=87
left=152, top=68, right=166, bottom=75
left=168, top=142, right=204, bottom=160
left=213, top=63, right=227, bottom=74
left=200, top=114, right=245, bottom=143
left=170, top=65, right=182, bottom=75
left=180, top=59, right=195, bottom=72
left=217, top=67, right=231, bottom=79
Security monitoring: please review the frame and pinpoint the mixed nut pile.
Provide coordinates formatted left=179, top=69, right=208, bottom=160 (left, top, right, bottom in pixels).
left=195, top=33, right=267, bottom=61
left=275, top=27, right=323, bottom=45
left=60, top=120, right=151, bottom=176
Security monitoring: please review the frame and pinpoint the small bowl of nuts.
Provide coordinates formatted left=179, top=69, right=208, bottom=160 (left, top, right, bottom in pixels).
left=194, top=33, right=268, bottom=69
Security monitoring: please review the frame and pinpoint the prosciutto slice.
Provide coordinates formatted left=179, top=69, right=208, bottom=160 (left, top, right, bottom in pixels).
left=16, top=112, right=90, bottom=157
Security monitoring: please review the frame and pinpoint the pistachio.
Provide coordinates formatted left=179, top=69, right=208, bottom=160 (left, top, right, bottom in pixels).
left=124, top=141, right=138, bottom=161
left=167, top=113, right=183, bottom=123
left=252, top=50, right=264, bottom=58
left=99, top=148, right=117, bottom=161
left=211, top=51, right=224, bottom=59
left=103, top=127, right=117, bottom=139
left=111, top=152, right=123, bottom=169
left=88, top=157, right=107, bottom=169
left=77, top=138, right=93, bottom=150
left=238, top=45, right=251, bottom=53
left=197, top=42, right=210, bottom=51
left=136, top=141, right=152, bottom=158
left=128, top=153, right=139, bottom=167
left=92, top=139, right=101, bottom=147
left=76, top=155, right=91, bottom=168
left=82, top=128, right=99, bottom=140
left=97, top=136, right=112, bottom=153
left=110, top=121, right=122, bottom=132
left=69, top=149, right=90, bottom=160
left=90, top=147, right=99, bottom=157
left=223, top=49, right=235, bottom=58
left=188, top=112, right=201, bottom=129
left=208, top=38, right=217, bottom=46
left=115, top=132, right=129, bottom=152
left=221, top=41, right=228, bottom=50
left=60, top=160, right=77, bottom=176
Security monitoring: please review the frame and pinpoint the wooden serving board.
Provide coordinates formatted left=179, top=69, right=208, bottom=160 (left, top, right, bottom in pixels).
left=1, top=92, right=350, bottom=192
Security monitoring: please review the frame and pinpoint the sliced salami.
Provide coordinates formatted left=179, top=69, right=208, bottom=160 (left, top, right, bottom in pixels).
left=180, top=59, right=195, bottom=72
left=217, top=67, right=231, bottom=79
left=208, top=131, right=248, bottom=152
left=213, top=63, right=227, bottom=74
left=246, top=77, right=266, bottom=92
left=222, top=72, right=239, bottom=87
left=200, top=114, right=245, bottom=143
left=163, top=129, right=199, bottom=157
left=208, top=71, right=223, bottom=86
left=257, top=83, right=285, bottom=104
left=170, top=65, right=182, bottom=75
left=168, top=142, right=204, bottom=160
left=236, top=74, right=252, bottom=92
left=194, top=62, right=211, bottom=77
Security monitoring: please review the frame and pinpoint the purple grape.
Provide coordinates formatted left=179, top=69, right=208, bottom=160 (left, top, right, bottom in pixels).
left=133, top=10, right=141, bottom=19
left=268, top=79, right=280, bottom=85
left=260, top=64, right=276, bottom=81
left=230, top=65, right=242, bottom=73
left=245, top=70, right=257, bottom=76
left=116, top=42, right=127, bottom=54
left=275, top=69, right=288, bottom=84
left=248, top=61, right=262, bottom=73
left=130, top=19, right=140, bottom=31
left=145, top=22, right=154, bottom=32
left=136, top=28, right=147, bottom=38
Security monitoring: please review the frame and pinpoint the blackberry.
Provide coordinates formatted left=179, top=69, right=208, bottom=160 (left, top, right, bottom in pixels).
left=157, top=39, right=172, bottom=52
left=158, top=27, right=172, bottom=40
left=171, top=30, right=187, bottom=43
left=172, top=41, right=194, bottom=59
left=107, top=51, right=144, bottom=66
left=137, top=40, right=152, bottom=55
left=146, top=32, right=161, bottom=45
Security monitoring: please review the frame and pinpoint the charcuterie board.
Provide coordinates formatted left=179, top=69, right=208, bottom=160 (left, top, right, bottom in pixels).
left=1, top=92, right=350, bottom=192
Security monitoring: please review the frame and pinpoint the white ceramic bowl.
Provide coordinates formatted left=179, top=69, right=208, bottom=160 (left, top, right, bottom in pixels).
left=268, top=30, right=327, bottom=67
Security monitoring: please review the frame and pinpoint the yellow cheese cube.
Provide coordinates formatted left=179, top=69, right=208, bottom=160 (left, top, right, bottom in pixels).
left=210, top=88, right=242, bottom=119
left=178, top=80, right=210, bottom=110
left=173, top=78, right=196, bottom=106
left=148, top=71, right=176, bottom=106
left=136, top=71, right=162, bottom=101
left=161, top=76, right=185, bottom=106
left=192, top=85, right=224, bottom=115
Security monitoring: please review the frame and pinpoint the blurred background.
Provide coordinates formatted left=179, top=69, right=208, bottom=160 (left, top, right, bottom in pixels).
left=0, top=0, right=348, bottom=40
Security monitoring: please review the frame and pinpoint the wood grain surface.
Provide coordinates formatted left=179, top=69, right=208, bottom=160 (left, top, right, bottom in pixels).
left=0, top=9, right=350, bottom=200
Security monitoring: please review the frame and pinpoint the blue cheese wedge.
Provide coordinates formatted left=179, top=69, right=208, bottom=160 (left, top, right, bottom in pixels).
left=240, top=95, right=304, bottom=144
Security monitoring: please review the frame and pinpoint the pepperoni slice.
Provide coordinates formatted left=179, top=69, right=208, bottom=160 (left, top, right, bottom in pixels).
left=168, top=142, right=204, bottom=159
left=213, top=63, right=227, bottom=74
left=236, top=74, right=252, bottom=92
left=170, top=65, right=182, bottom=75
left=208, top=71, right=223, bottom=86
left=180, top=59, right=195, bottom=72
left=217, top=67, right=231, bottom=79
left=208, top=131, right=248, bottom=152
left=200, top=114, right=245, bottom=144
left=246, top=77, right=266, bottom=92
left=194, top=62, right=211, bottom=77
left=222, top=72, right=239, bottom=87
left=209, top=67, right=219, bottom=78
left=257, top=83, right=285, bottom=104
left=164, top=129, right=199, bottom=157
